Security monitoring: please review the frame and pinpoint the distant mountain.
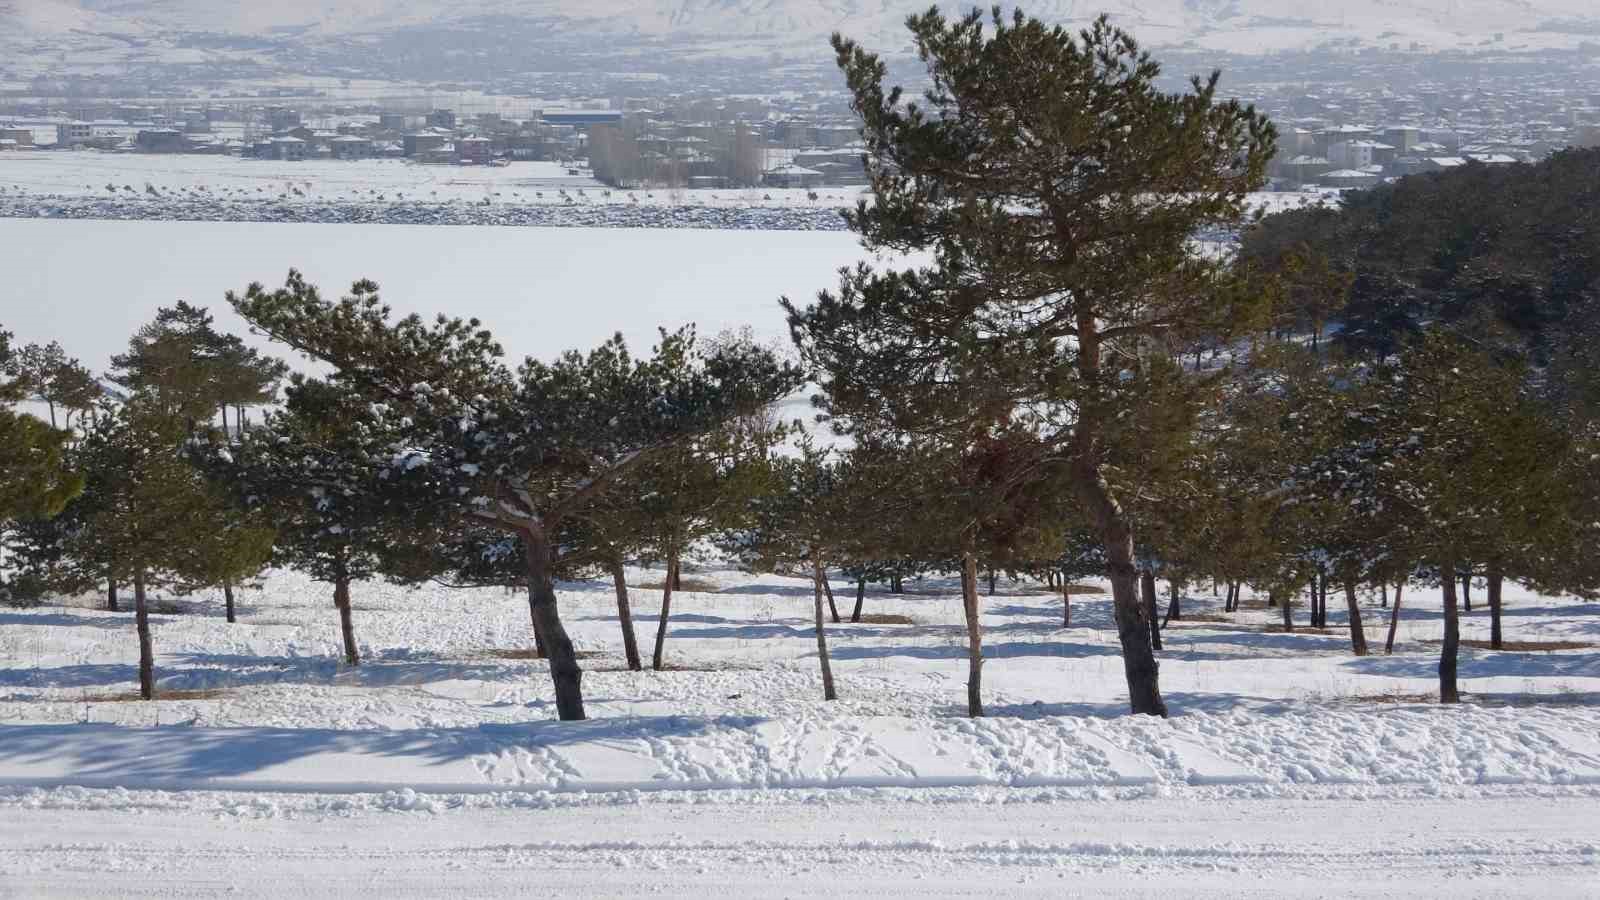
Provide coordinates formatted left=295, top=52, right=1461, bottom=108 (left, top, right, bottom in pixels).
left=5, top=0, right=1599, bottom=83
left=44, top=0, right=1600, bottom=51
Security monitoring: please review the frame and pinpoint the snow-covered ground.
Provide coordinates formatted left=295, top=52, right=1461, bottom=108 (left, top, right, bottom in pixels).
left=1, top=567, right=1597, bottom=894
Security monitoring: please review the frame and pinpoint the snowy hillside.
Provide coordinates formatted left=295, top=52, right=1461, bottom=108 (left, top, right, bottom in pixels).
left=14, top=0, right=1600, bottom=56
left=2, top=567, right=1598, bottom=894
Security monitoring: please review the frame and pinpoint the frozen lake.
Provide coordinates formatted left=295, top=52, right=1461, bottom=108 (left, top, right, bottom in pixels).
left=1, top=218, right=879, bottom=373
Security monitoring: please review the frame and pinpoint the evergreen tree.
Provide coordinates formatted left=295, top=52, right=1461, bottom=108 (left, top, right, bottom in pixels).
left=790, top=10, right=1274, bottom=715
left=229, top=272, right=797, bottom=720
left=66, top=400, right=272, bottom=698
left=197, top=375, right=410, bottom=657
left=1302, top=333, right=1570, bottom=702
left=14, top=341, right=101, bottom=430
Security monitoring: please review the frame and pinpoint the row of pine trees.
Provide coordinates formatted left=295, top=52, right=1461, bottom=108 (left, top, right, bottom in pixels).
left=3, top=10, right=1598, bottom=719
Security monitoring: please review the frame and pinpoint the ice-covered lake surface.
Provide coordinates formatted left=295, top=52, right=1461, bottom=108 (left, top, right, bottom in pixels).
left=1, top=217, right=877, bottom=374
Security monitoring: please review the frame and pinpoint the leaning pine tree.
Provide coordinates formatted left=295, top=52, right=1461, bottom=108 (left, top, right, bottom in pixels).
left=230, top=273, right=796, bottom=720
left=789, top=9, right=1275, bottom=716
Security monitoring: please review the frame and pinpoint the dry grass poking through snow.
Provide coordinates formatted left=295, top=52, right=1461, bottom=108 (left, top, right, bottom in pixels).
left=852, top=613, right=917, bottom=626
left=632, top=577, right=722, bottom=593
left=1420, top=639, right=1597, bottom=652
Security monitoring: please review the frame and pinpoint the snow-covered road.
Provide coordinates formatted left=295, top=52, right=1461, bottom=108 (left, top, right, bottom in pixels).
left=2, top=793, right=1594, bottom=897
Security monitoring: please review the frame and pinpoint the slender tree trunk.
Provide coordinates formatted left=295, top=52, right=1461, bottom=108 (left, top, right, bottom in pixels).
left=986, top=568, right=997, bottom=596
left=1487, top=569, right=1504, bottom=651
left=106, top=579, right=119, bottom=612
left=522, top=525, right=585, bottom=721
left=220, top=405, right=228, bottom=436
left=1380, top=583, right=1388, bottom=609
left=822, top=572, right=840, bottom=624
left=811, top=554, right=837, bottom=701
left=1165, top=581, right=1181, bottom=623
left=334, top=576, right=359, bottom=667
left=611, top=555, right=641, bottom=671
left=134, top=568, right=154, bottom=700
left=671, top=562, right=682, bottom=593
left=1061, top=579, right=1072, bottom=628
left=223, top=581, right=236, bottom=624
left=1461, top=573, right=1472, bottom=613
left=1140, top=569, right=1163, bottom=652
left=960, top=550, right=984, bottom=717
left=851, top=576, right=865, bottom=623
left=652, top=554, right=676, bottom=671
left=1439, top=569, right=1461, bottom=704
left=1343, top=579, right=1367, bottom=656
left=1280, top=587, right=1293, bottom=632
left=47, top=402, right=56, bottom=429
left=1385, top=582, right=1404, bottom=654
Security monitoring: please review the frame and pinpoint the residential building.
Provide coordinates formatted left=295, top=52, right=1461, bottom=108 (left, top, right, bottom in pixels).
left=135, top=129, right=188, bottom=153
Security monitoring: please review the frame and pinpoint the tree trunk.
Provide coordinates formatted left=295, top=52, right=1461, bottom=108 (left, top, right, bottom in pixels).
left=134, top=568, right=154, bottom=700
left=1165, top=581, right=1181, bottom=623
left=611, top=556, right=642, bottom=671
left=1385, top=582, right=1404, bottom=654
left=822, top=572, right=840, bottom=624
left=526, top=579, right=546, bottom=659
left=1061, top=579, right=1072, bottom=628
left=652, top=554, right=676, bottom=671
left=1439, top=569, right=1461, bottom=704
left=220, top=404, right=228, bottom=436
left=1140, top=569, right=1163, bottom=652
left=522, top=526, right=585, bottom=721
left=671, top=562, right=682, bottom=593
left=334, top=576, right=359, bottom=667
left=106, top=579, right=119, bottom=612
left=1280, top=587, right=1293, bottom=632
left=986, top=568, right=997, bottom=596
left=1343, top=580, right=1367, bottom=656
left=960, top=550, right=984, bottom=717
left=223, top=581, right=236, bottom=624
left=1069, top=340, right=1165, bottom=716
left=1487, top=569, right=1504, bottom=651
left=811, top=555, right=837, bottom=701
left=1461, top=573, right=1472, bottom=613
left=851, top=576, right=865, bottom=623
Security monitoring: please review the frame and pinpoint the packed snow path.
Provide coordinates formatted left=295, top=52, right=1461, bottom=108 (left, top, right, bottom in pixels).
left=2, top=794, right=1596, bottom=897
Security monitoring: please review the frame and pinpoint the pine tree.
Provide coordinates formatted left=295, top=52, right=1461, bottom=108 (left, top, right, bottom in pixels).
left=230, top=272, right=797, bottom=720
left=67, top=400, right=272, bottom=698
left=790, top=10, right=1274, bottom=716
left=1303, top=333, right=1570, bottom=702
left=0, top=326, right=83, bottom=602
left=197, top=375, right=408, bottom=657
left=14, top=341, right=101, bottom=431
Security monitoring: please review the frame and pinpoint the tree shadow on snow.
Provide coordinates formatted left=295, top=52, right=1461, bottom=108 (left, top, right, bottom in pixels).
left=0, top=713, right=746, bottom=787
left=1342, top=649, right=1600, bottom=680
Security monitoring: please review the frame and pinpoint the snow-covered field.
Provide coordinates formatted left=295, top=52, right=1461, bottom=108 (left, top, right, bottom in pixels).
left=1, top=567, right=1597, bottom=895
